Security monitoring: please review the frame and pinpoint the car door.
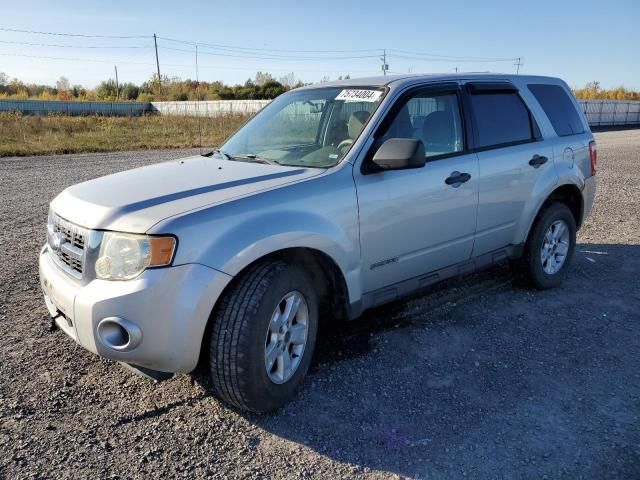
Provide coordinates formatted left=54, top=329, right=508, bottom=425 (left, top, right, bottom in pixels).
left=355, top=85, right=479, bottom=294
left=527, top=82, right=593, bottom=181
left=463, top=82, right=556, bottom=256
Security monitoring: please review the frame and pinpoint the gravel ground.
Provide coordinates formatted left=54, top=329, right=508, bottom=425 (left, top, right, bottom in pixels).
left=1, top=131, right=639, bottom=479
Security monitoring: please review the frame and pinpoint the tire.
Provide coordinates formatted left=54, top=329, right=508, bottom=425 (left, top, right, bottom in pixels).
left=209, top=260, right=318, bottom=413
left=511, top=202, right=576, bottom=290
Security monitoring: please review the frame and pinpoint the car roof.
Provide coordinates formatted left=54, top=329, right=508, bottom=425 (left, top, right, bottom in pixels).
left=297, top=72, right=565, bottom=90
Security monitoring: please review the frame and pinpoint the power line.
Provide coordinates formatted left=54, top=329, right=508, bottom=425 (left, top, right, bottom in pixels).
left=158, top=42, right=513, bottom=64
left=0, top=39, right=151, bottom=49
left=157, top=44, right=379, bottom=61
left=193, top=64, right=373, bottom=74
left=386, top=48, right=517, bottom=62
left=0, top=26, right=382, bottom=56
left=0, top=27, right=148, bottom=39
left=388, top=54, right=517, bottom=63
left=0, top=52, right=156, bottom=66
left=0, top=51, right=374, bottom=74
left=0, top=26, right=523, bottom=81
left=1, top=26, right=520, bottom=67
left=158, top=39, right=517, bottom=63
left=156, top=36, right=381, bottom=54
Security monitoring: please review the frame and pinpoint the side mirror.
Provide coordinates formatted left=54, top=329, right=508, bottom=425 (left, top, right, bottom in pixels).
left=371, top=138, right=426, bottom=171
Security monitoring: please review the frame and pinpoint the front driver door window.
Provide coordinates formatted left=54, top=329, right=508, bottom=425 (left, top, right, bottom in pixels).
left=355, top=87, right=480, bottom=294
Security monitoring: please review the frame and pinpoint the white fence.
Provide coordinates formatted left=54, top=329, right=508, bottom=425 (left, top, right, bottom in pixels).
left=152, top=99, right=640, bottom=127
left=0, top=99, right=268, bottom=117
left=0, top=99, right=151, bottom=116
left=578, top=100, right=640, bottom=127
left=2, top=98, right=639, bottom=127
left=150, top=100, right=271, bottom=117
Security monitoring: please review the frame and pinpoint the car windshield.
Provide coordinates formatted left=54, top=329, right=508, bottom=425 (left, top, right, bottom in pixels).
left=219, top=86, right=386, bottom=168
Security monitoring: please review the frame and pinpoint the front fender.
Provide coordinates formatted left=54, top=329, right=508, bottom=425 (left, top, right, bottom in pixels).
left=152, top=166, right=362, bottom=304
left=205, top=211, right=361, bottom=302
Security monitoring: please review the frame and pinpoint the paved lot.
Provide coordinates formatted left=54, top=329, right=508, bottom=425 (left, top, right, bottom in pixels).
left=1, top=131, right=639, bottom=479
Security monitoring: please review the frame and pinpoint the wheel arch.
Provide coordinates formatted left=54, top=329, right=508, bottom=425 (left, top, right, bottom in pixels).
left=539, top=183, right=584, bottom=228
left=523, top=183, right=584, bottom=246
left=198, top=246, right=351, bottom=368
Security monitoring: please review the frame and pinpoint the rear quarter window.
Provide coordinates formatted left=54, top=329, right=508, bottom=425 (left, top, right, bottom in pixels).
left=528, top=84, right=585, bottom=137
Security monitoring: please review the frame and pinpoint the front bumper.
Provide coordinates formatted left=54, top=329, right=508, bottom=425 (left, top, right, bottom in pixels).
left=39, top=246, right=232, bottom=373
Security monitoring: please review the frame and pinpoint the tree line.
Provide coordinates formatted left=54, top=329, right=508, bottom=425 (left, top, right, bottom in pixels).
left=572, top=81, right=640, bottom=101
left=0, top=72, right=637, bottom=102
left=0, top=71, right=314, bottom=102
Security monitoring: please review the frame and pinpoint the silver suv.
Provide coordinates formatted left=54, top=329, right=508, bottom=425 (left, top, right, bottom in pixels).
left=39, top=73, right=597, bottom=412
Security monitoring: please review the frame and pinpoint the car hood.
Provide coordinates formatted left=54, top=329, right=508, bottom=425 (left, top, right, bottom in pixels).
left=50, top=155, right=323, bottom=232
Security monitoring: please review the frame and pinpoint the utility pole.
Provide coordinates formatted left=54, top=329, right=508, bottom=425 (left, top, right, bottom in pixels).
left=114, top=65, right=119, bottom=100
left=195, top=44, right=203, bottom=153
left=514, top=57, right=523, bottom=75
left=153, top=33, right=161, bottom=96
left=381, top=49, right=388, bottom=76
left=195, top=45, right=200, bottom=96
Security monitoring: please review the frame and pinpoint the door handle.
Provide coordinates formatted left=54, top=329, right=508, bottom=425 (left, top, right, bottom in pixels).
left=529, top=154, right=548, bottom=167
left=445, top=171, right=471, bottom=186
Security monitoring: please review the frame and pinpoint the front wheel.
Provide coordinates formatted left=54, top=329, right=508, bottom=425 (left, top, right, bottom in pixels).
left=511, top=202, right=577, bottom=289
left=209, top=261, right=318, bottom=413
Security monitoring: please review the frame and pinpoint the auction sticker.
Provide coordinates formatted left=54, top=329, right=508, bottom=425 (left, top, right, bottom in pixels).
left=335, top=89, right=383, bottom=102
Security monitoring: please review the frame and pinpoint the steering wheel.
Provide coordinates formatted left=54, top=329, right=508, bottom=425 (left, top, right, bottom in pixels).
left=337, top=139, right=354, bottom=150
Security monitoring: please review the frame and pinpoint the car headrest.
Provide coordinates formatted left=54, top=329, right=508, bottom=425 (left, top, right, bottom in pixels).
left=387, top=106, right=414, bottom=139
left=347, top=111, right=371, bottom=139
left=422, top=110, right=455, bottom=144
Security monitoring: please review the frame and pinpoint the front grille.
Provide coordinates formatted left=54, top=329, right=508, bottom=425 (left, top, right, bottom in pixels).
left=60, top=249, right=83, bottom=273
left=48, top=214, right=88, bottom=278
left=57, top=222, right=85, bottom=249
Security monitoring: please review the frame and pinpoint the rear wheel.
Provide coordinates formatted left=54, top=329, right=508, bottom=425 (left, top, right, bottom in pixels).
left=511, top=202, right=576, bottom=289
left=209, top=261, right=318, bottom=413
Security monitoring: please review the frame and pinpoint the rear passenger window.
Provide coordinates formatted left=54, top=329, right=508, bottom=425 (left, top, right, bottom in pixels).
left=469, top=92, right=535, bottom=148
left=529, top=84, right=584, bottom=136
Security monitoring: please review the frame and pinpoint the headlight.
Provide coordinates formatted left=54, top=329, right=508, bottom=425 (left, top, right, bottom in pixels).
left=94, top=232, right=176, bottom=281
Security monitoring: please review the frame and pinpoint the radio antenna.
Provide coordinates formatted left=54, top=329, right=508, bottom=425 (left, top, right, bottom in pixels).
left=195, top=44, right=203, bottom=154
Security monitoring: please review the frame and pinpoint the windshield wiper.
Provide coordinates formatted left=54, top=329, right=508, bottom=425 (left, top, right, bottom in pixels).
left=210, top=148, right=232, bottom=160
left=231, top=153, right=280, bottom=165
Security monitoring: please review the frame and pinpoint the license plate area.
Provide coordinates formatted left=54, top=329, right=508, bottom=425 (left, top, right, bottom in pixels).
left=45, top=294, right=77, bottom=340
left=41, top=264, right=77, bottom=340
left=54, top=307, right=73, bottom=328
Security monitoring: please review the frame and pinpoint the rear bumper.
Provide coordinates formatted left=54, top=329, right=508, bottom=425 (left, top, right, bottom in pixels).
left=39, top=246, right=232, bottom=373
left=582, top=175, right=597, bottom=224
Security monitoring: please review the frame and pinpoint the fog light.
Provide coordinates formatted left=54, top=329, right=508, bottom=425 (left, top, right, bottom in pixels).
left=97, top=317, right=142, bottom=351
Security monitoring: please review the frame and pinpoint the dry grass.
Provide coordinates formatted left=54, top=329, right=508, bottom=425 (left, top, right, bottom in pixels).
left=0, top=113, right=252, bottom=157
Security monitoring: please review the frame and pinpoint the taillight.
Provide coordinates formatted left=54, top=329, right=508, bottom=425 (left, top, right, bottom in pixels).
left=589, top=140, right=597, bottom=176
